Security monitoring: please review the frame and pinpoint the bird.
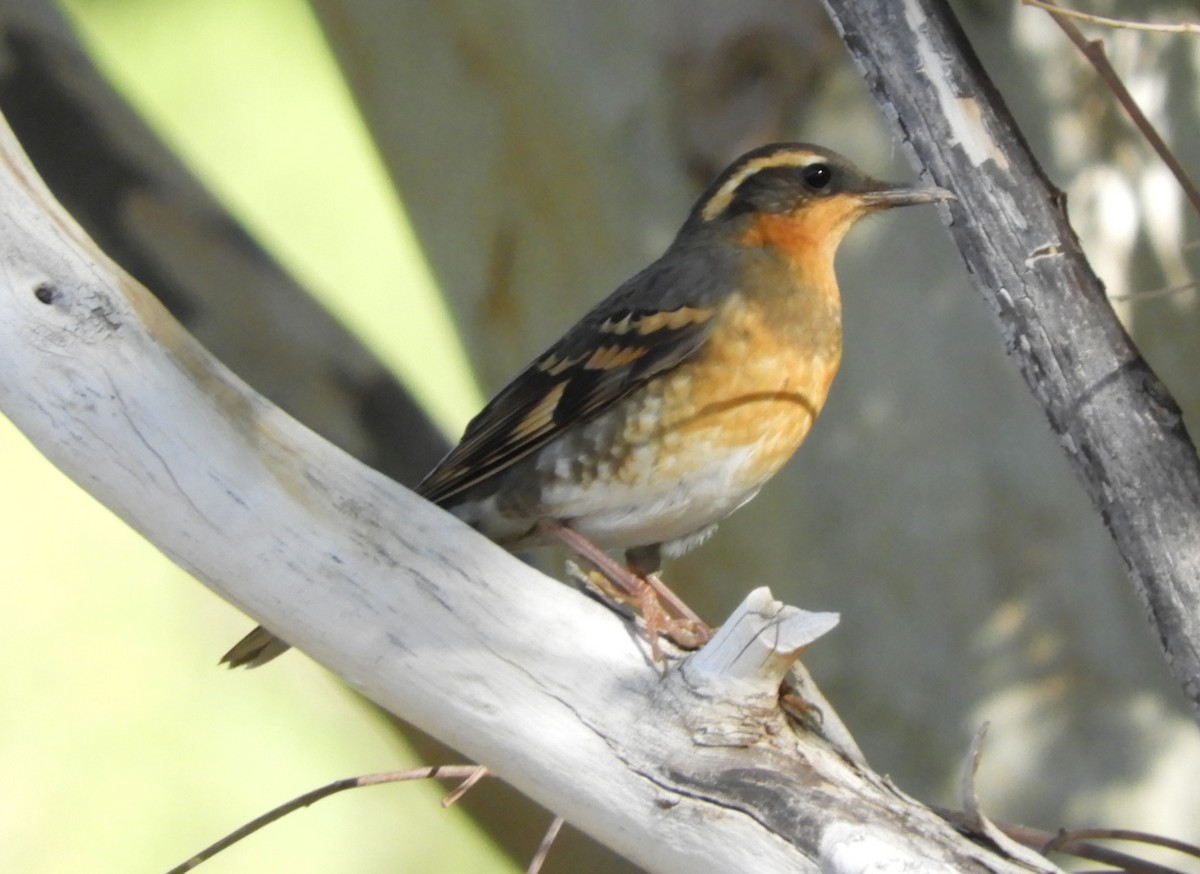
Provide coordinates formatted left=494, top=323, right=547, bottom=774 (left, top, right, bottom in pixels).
left=223, top=142, right=951, bottom=668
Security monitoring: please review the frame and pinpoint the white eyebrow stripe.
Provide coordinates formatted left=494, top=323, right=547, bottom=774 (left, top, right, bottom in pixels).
left=699, top=151, right=823, bottom=222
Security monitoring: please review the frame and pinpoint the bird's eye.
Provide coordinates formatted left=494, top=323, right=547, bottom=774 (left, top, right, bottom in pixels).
left=803, top=163, right=832, bottom=190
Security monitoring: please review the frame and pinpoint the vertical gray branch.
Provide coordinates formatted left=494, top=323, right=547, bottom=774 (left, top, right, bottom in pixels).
left=821, top=0, right=1200, bottom=713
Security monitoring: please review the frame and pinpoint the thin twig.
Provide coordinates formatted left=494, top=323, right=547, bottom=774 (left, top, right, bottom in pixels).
left=1109, top=281, right=1197, bottom=302
left=1043, top=827, right=1200, bottom=861
left=996, top=820, right=1192, bottom=874
left=441, top=765, right=489, bottom=807
left=1032, top=0, right=1200, bottom=218
left=527, top=816, right=566, bottom=874
left=946, top=728, right=1195, bottom=873
left=165, top=765, right=486, bottom=874
left=953, top=723, right=1059, bottom=871
left=1022, top=1, right=1200, bottom=36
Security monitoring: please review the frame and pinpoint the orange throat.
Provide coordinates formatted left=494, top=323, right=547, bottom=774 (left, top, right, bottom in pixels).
left=739, top=197, right=865, bottom=266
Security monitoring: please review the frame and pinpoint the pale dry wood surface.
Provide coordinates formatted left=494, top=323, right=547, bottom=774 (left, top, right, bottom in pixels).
left=0, top=99, right=1054, bottom=873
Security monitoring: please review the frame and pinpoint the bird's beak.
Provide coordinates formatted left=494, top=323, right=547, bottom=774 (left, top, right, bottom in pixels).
left=858, top=181, right=955, bottom=209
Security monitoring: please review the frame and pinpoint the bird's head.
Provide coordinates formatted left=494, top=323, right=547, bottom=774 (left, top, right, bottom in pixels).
left=685, top=143, right=952, bottom=262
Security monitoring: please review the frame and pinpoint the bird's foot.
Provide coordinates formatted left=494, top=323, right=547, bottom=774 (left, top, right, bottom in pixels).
left=542, top=520, right=712, bottom=661
left=628, top=575, right=713, bottom=657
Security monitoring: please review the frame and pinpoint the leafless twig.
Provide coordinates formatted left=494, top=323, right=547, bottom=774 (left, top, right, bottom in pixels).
left=939, top=724, right=1198, bottom=873
left=527, top=816, right=566, bottom=874
left=1043, top=827, right=1200, bottom=863
left=441, top=765, right=490, bottom=807
left=995, top=820, right=1197, bottom=874
left=165, top=765, right=487, bottom=873
left=1030, top=0, right=1200, bottom=218
left=1109, top=281, right=1197, bottom=302
left=1021, top=1, right=1200, bottom=36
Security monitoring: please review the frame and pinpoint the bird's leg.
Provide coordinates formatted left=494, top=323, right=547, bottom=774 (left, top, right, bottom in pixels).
left=623, top=545, right=705, bottom=626
left=539, top=520, right=712, bottom=656
left=641, top=578, right=711, bottom=650
left=624, top=545, right=712, bottom=650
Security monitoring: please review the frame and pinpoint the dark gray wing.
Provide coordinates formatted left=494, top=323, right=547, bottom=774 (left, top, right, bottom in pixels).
left=415, top=249, right=729, bottom=506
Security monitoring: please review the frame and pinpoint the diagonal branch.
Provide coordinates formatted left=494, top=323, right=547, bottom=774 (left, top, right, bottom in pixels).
left=1021, top=1, right=1200, bottom=37
left=0, top=0, right=450, bottom=485
left=167, top=766, right=488, bottom=874
left=1029, top=0, right=1200, bottom=218
left=821, top=0, right=1200, bottom=716
left=0, top=100, right=1049, bottom=872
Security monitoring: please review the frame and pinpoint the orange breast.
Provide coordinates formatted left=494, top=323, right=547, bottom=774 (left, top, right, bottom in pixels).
left=611, top=272, right=842, bottom=491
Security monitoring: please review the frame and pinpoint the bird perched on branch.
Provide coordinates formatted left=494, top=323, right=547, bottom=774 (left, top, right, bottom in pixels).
left=224, top=142, right=950, bottom=667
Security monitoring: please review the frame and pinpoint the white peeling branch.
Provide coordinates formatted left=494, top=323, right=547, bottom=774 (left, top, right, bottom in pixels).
left=0, top=109, right=1051, bottom=872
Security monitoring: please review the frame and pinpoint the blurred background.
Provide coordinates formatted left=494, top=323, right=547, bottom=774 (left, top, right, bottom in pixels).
left=0, top=0, right=1197, bottom=872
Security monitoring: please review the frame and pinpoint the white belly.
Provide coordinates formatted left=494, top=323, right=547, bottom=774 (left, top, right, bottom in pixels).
left=529, top=443, right=763, bottom=551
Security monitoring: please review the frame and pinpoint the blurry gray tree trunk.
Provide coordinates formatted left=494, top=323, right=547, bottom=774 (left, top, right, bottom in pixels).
left=0, top=0, right=448, bottom=487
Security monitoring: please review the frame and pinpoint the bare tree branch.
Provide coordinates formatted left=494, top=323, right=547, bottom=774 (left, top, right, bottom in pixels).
left=822, top=0, right=1200, bottom=717
left=1029, top=0, right=1200, bottom=218
left=527, top=817, right=565, bottom=874
left=1020, top=1, right=1200, bottom=37
left=167, top=766, right=487, bottom=874
left=0, top=0, right=449, bottom=484
left=0, top=99, right=1052, bottom=872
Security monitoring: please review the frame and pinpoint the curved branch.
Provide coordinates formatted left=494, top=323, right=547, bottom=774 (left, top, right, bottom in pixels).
left=0, top=102, right=1050, bottom=872
left=0, top=0, right=449, bottom=483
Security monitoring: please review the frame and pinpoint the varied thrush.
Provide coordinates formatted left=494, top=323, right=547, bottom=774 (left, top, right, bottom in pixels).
left=224, top=142, right=950, bottom=667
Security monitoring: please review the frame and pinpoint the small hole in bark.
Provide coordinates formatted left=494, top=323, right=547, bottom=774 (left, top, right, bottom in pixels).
left=33, top=283, right=58, bottom=304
